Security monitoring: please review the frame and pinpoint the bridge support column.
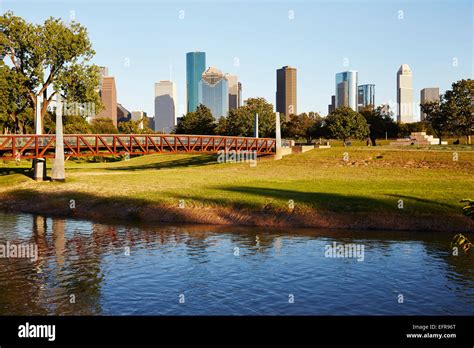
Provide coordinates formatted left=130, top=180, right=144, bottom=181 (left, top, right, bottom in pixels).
left=274, top=112, right=283, bottom=160
left=33, top=95, right=47, bottom=181
left=51, top=95, right=65, bottom=182
left=254, top=113, right=259, bottom=138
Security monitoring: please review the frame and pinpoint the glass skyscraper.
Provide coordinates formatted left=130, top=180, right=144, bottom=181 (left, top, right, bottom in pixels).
left=186, top=52, right=206, bottom=113
left=335, top=71, right=358, bottom=111
left=357, top=84, right=375, bottom=110
left=198, top=67, right=229, bottom=119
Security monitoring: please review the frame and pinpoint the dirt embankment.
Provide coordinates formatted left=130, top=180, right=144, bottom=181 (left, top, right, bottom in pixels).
left=1, top=193, right=472, bottom=232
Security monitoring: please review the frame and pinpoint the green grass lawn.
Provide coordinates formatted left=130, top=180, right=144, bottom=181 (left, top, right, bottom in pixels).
left=1, top=145, right=473, bottom=220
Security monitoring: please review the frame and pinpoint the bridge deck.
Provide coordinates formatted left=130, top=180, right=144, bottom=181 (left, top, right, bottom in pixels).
left=0, top=134, right=276, bottom=159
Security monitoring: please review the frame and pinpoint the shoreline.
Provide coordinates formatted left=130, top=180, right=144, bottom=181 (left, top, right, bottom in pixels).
left=1, top=195, right=472, bottom=232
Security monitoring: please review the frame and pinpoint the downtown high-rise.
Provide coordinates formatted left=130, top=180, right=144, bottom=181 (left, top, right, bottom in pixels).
left=396, top=64, right=414, bottom=123
left=276, top=66, right=297, bottom=120
left=335, top=71, right=358, bottom=111
left=420, top=87, right=440, bottom=121
left=357, top=84, right=375, bottom=110
left=198, top=66, right=229, bottom=119
left=186, top=52, right=206, bottom=113
left=154, top=81, right=177, bottom=133
left=95, top=67, right=117, bottom=127
left=225, top=74, right=241, bottom=110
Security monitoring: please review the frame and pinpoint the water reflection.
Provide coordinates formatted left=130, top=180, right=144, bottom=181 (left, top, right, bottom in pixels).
left=0, top=212, right=473, bottom=315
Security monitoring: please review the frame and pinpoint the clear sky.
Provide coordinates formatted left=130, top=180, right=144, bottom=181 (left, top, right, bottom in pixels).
left=2, top=0, right=473, bottom=120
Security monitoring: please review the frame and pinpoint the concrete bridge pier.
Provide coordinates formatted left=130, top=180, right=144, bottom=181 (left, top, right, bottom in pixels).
left=274, top=112, right=283, bottom=160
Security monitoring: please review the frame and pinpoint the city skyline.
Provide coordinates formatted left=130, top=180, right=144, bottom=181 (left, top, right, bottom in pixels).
left=2, top=0, right=472, bottom=120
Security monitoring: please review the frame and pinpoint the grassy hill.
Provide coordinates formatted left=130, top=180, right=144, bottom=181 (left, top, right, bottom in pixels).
left=0, top=146, right=473, bottom=231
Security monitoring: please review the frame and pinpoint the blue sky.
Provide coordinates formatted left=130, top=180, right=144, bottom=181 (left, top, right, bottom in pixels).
left=2, top=0, right=473, bottom=119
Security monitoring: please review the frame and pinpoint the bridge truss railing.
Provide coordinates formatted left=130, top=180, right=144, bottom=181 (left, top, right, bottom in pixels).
left=0, top=134, right=276, bottom=159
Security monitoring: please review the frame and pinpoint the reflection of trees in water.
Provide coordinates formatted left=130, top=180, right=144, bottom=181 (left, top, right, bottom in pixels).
left=2, top=211, right=473, bottom=315
left=0, top=215, right=49, bottom=315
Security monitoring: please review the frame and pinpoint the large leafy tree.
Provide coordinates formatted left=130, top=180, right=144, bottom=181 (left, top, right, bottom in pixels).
left=218, top=97, right=277, bottom=138
left=420, top=100, right=448, bottom=144
left=325, top=107, right=369, bottom=145
left=90, top=118, right=118, bottom=134
left=284, top=112, right=324, bottom=144
left=175, top=104, right=216, bottom=135
left=63, top=115, right=91, bottom=134
left=421, top=79, right=473, bottom=144
left=359, top=105, right=398, bottom=145
left=0, top=11, right=102, bottom=133
left=0, top=61, right=33, bottom=133
left=443, top=79, right=473, bottom=144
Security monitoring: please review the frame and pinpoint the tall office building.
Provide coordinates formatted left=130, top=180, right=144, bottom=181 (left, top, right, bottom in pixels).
left=186, top=51, right=206, bottom=113
left=420, top=87, right=440, bottom=121
left=198, top=66, right=229, bottom=119
left=154, top=81, right=177, bottom=133
left=357, top=84, right=375, bottom=110
left=225, top=74, right=241, bottom=110
left=328, top=95, right=336, bottom=114
left=397, top=64, right=414, bottom=123
left=276, top=66, right=297, bottom=120
left=95, top=75, right=118, bottom=127
left=117, top=103, right=131, bottom=123
left=335, top=71, right=358, bottom=111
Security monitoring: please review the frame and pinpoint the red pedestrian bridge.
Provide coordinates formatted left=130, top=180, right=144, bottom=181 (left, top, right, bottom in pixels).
left=0, top=134, right=276, bottom=160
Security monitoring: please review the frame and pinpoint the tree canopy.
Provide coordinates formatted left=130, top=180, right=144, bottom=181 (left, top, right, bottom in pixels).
left=175, top=104, right=216, bottom=135
left=325, top=107, right=370, bottom=145
left=421, top=79, right=473, bottom=144
left=359, top=105, right=398, bottom=145
left=0, top=11, right=102, bottom=133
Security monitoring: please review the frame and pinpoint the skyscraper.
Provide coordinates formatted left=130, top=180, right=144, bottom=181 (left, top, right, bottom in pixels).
left=328, top=95, right=336, bottom=114
left=117, top=103, right=131, bottom=123
left=186, top=52, right=206, bottom=113
left=96, top=74, right=118, bottom=127
left=225, top=74, right=241, bottom=110
left=155, top=81, right=177, bottom=133
left=357, top=84, right=375, bottom=110
left=198, top=66, right=229, bottom=119
left=420, top=87, right=440, bottom=121
left=335, top=71, right=358, bottom=111
left=397, top=64, right=414, bottom=123
left=276, top=66, right=297, bottom=120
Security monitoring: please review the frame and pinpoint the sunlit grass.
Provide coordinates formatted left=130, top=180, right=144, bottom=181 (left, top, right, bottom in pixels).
left=0, top=146, right=473, bottom=216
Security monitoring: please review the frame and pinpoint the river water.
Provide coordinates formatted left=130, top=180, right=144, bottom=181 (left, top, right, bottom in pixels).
left=0, top=212, right=472, bottom=315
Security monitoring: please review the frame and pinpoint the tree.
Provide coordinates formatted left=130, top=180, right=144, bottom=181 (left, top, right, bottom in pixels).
left=325, top=107, right=369, bottom=145
left=63, top=115, right=91, bottom=134
left=175, top=104, right=216, bottom=135
left=242, top=98, right=277, bottom=138
left=90, top=118, right=117, bottom=134
left=420, top=101, right=448, bottom=144
left=118, top=120, right=142, bottom=134
left=0, top=11, right=102, bottom=133
left=218, top=97, right=277, bottom=138
left=443, top=79, right=473, bottom=144
left=284, top=112, right=324, bottom=143
left=0, top=61, right=33, bottom=133
left=359, top=105, right=398, bottom=145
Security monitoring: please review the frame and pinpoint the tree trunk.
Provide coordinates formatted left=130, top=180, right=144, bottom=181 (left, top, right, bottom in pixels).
left=467, top=135, right=471, bottom=145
